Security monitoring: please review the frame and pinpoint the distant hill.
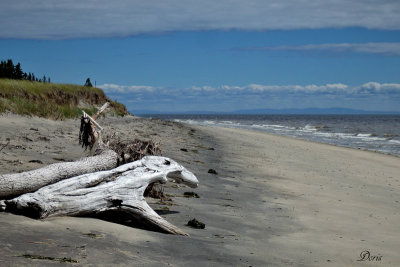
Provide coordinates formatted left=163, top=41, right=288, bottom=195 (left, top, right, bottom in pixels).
left=232, top=108, right=400, bottom=115
left=131, top=107, right=400, bottom=115
left=0, top=79, right=129, bottom=119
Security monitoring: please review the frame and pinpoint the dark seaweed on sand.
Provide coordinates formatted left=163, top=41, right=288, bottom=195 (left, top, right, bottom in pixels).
left=184, top=192, right=200, bottom=198
left=208, top=169, right=218, bottom=175
left=78, top=116, right=95, bottom=150
left=187, top=218, right=205, bottom=229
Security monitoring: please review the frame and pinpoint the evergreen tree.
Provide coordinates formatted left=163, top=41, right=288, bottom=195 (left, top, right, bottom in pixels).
left=5, top=59, right=14, bottom=78
left=84, top=78, right=93, bottom=87
left=0, top=61, right=5, bottom=78
left=14, top=63, right=24, bottom=80
left=0, top=59, right=51, bottom=82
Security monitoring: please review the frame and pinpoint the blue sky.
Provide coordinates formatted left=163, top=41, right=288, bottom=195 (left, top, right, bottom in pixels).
left=1, top=1, right=400, bottom=113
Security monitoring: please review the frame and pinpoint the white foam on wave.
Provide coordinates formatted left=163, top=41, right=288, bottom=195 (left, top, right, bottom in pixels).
left=333, top=133, right=356, bottom=139
left=251, top=124, right=295, bottom=131
left=173, top=119, right=197, bottom=125
left=171, top=116, right=399, bottom=156
left=300, top=125, right=317, bottom=133
left=313, top=131, right=338, bottom=138
left=218, top=121, right=243, bottom=127
left=356, top=133, right=372, bottom=137
left=321, top=132, right=388, bottom=142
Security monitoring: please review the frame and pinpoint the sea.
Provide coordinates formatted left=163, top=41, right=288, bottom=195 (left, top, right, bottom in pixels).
left=143, top=114, right=400, bottom=157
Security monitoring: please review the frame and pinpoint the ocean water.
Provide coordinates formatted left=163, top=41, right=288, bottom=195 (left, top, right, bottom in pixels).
left=144, top=114, right=400, bottom=157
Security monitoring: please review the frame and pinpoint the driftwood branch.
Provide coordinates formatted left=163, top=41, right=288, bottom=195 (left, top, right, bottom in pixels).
left=4, top=156, right=198, bottom=235
left=92, top=102, right=110, bottom=121
left=79, top=102, right=109, bottom=151
left=0, top=149, right=118, bottom=199
left=82, top=111, right=103, bottom=132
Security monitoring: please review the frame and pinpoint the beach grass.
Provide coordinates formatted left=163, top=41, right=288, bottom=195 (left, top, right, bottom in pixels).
left=0, top=79, right=128, bottom=119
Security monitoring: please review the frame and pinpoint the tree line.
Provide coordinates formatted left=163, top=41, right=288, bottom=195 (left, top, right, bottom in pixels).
left=0, top=59, right=51, bottom=83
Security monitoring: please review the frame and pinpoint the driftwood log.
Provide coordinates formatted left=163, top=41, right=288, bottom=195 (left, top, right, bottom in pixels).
left=4, top=156, right=198, bottom=235
left=0, top=149, right=118, bottom=199
left=0, top=103, right=199, bottom=235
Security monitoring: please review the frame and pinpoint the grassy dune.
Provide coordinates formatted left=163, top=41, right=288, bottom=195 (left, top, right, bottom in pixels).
left=0, top=79, right=129, bottom=119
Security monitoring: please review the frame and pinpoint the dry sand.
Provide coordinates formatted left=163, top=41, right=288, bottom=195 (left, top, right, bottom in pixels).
left=0, top=113, right=399, bottom=266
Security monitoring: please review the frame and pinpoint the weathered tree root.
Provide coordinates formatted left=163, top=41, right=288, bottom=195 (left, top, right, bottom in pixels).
left=4, top=156, right=198, bottom=235
left=107, top=137, right=162, bottom=165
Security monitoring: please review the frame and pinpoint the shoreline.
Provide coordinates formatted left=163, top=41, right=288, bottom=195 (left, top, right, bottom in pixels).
left=152, top=114, right=400, bottom=158
left=191, top=123, right=400, bottom=159
left=1, top=115, right=399, bottom=265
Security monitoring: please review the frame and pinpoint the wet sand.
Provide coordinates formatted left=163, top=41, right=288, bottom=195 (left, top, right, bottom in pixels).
left=0, top=114, right=399, bottom=266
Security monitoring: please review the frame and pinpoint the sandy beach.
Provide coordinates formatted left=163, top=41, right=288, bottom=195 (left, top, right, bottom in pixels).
left=1, top=113, right=399, bottom=266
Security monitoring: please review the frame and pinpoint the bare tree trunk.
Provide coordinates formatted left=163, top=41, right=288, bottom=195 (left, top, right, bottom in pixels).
left=0, top=149, right=118, bottom=199
left=4, top=156, right=198, bottom=235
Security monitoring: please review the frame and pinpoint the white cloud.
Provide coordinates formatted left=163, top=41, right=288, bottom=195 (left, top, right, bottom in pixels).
left=1, top=0, right=400, bottom=39
left=217, top=83, right=351, bottom=94
left=100, top=83, right=158, bottom=93
left=101, top=82, right=400, bottom=95
left=243, top=83, right=350, bottom=93
left=101, top=82, right=400, bottom=112
left=359, top=82, right=400, bottom=92
left=237, top=43, right=400, bottom=56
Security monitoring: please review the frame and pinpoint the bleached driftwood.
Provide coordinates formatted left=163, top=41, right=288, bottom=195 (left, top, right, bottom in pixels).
left=83, top=102, right=109, bottom=131
left=0, top=103, right=199, bottom=235
left=0, top=149, right=118, bottom=199
left=82, top=110, right=104, bottom=132
left=92, top=102, right=110, bottom=121
left=4, top=156, right=198, bottom=235
left=79, top=104, right=106, bottom=151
